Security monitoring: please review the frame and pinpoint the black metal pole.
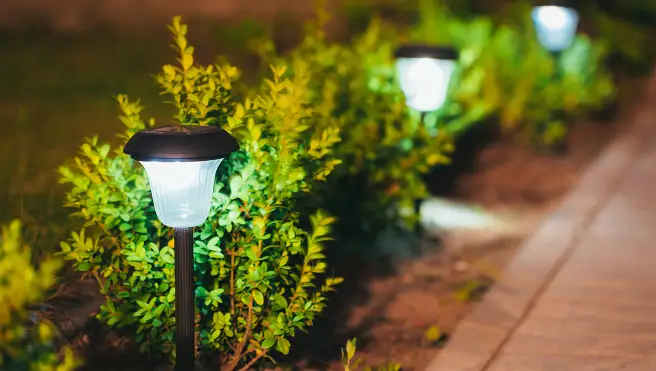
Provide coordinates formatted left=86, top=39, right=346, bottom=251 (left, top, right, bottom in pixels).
left=551, top=50, right=563, bottom=80
left=414, top=111, right=428, bottom=235
left=550, top=50, right=567, bottom=154
left=174, top=227, right=195, bottom=371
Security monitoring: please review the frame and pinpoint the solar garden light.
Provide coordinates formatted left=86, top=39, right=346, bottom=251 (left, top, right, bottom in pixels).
left=531, top=5, right=579, bottom=57
left=394, top=44, right=459, bottom=124
left=532, top=3, right=578, bottom=154
left=394, top=44, right=459, bottom=233
left=124, top=124, right=239, bottom=371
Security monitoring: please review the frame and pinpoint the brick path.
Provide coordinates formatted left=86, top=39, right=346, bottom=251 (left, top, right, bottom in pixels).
left=427, top=74, right=656, bottom=371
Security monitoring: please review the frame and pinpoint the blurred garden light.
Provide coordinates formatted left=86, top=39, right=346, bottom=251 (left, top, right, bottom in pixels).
left=531, top=5, right=580, bottom=53
left=394, top=44, right=459, bottom=114
left=124, top=124, right=239, bottom=371
left=394, top=44, right=459, bottom=235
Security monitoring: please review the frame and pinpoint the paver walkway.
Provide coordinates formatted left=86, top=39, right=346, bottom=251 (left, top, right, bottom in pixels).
left=427, top=74, right=656, bottom=371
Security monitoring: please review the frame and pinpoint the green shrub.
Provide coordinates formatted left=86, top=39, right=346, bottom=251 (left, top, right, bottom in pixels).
left=59, top=17, right=342, bottom=369
left=253, top=4, right=454, bottom=247
left=0, top=219, right=79, bottom=371
left=243, top=0, right=616, bottom=253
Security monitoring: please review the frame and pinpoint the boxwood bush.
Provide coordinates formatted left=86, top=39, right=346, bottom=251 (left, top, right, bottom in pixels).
left=59, top=17, right=342, bottom=369
left=252, top=8, right=457, bottom=251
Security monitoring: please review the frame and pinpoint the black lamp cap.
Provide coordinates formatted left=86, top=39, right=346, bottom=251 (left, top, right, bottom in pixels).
left=394, top=44, right=459, bottom=60
left=123, top=124, right=240, bottom=162
left=532, top=0, right=575, bottom=7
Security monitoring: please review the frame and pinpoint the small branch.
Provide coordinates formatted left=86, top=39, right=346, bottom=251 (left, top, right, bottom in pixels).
left=91, top=269, right=105, bottom=295
left=230, top=251, right=235, bottom=316
left=236, top=351, right=268, bottom=371
left=224, top=297, right=254, bottom=371
left=45, top=281, right=73, bottom=302
left=235, top=298, right=254, bottom=359
left=288, top=249, right=312, bottom=306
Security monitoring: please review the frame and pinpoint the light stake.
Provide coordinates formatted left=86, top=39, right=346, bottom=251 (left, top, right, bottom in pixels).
left=394, top=44, right=459, bottom=234
left=124, top=124, right=239, bottom=371
left=531, top=4, right=578, bottom=154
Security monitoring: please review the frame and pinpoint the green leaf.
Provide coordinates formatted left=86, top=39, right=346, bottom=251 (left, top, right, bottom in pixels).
left=273, top=295, right=288, bottom=308
left=262, top=338, right=275, bottom=349
left=161, top=251, right=175, bottom=265
left=275, top=337, right=291, bottom=355
left=346, top=338, right=356, bottom=360
left=207, top=236, right=220, bottom=249
left=200, top=229, right=213, bottom=240
left=60, top=241, right=72, bottom=252
left=252, top=290, right=264, bottom=306
left=167, top=288, right=176, bottom=303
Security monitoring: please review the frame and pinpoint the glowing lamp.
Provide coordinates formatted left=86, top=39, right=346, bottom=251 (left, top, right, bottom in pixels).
left=394, top=44, right=459, bottom=113
left=531, top=6, right=579, bottom=52
left=124, top=124, right=238, bottom=227
left=123, top=124, right=239, bottom=371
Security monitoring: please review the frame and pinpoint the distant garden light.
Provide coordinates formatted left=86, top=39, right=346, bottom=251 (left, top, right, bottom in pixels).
left=124, top=124, right=239, bottom=371
left=394, top=44, right=459, bottom=235
left=531, top=5, right=579, bottom=52
left=394, top=44, right=459, bottom=113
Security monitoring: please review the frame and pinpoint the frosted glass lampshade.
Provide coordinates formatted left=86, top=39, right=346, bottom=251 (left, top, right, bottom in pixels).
left=531, top=6, right=579, bottom=52
left=394, top=45, right=459, bottom=113
left=123, top=124, right=240, bottom=228
left=141, top=159, right=222, bottom=228
left=396, top=57, right=457, bottom=112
